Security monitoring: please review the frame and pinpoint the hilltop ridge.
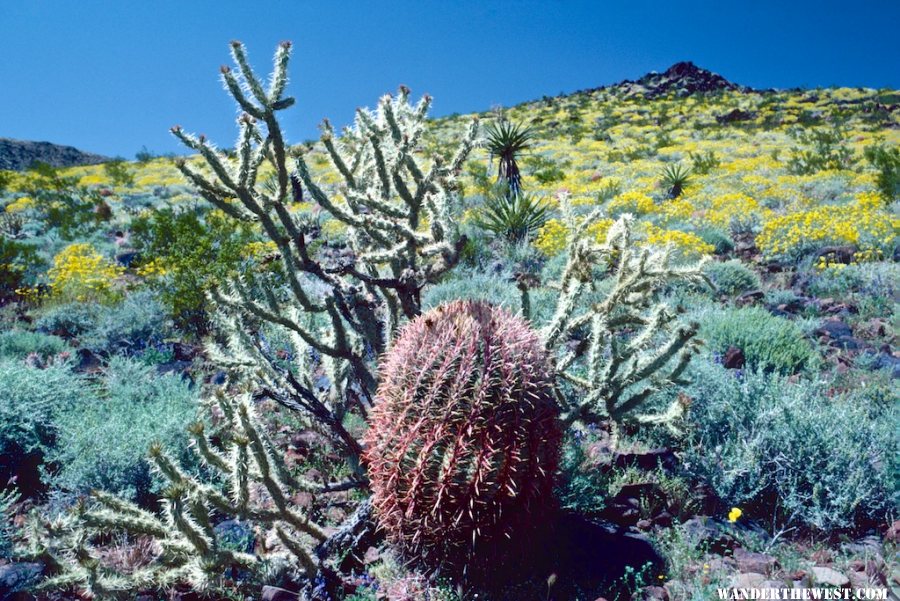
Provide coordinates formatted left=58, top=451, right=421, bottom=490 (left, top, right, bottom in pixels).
left=0, top=137, right=109, bottom=172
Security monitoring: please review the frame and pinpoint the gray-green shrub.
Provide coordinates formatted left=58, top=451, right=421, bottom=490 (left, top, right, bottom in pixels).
left=0, top=360, right=84, bottom=484
left=49, top=357, right=197, bottom=503
left=0, top=330, right=68, bottom=360
left=698, top=306, right=816, bottom=374
left=704, top=260, right=760, bottom=296
left=682, top=361, right=898, bottom=532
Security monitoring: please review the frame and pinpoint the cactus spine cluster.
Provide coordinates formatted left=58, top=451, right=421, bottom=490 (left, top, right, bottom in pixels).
left=363, top=300, right=562, bottom=565
left=23, top=391, right=328, bottom=597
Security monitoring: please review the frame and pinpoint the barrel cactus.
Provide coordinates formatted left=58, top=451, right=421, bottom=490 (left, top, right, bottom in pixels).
left=363, top=300, right=562, bottom=566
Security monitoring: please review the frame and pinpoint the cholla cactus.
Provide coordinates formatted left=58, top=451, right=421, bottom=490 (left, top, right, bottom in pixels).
left=363, top=300, right=561, bottom=566
left=22, top=391, right=330, bottom=597
left=171, top=41, right=478, bottom=466
left=542, top=192, right=709, bottom=433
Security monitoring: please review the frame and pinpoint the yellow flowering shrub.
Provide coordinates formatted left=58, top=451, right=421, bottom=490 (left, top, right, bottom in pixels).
left=756, top=195, right=898, bottom=259
left=534, top=218, right=569, bottom=256
left=704, top=193, right=765, bottom=228
left=47, top=243, right=123, bottom=302
left=5, top=196, right=36, bottom=213
left=642, top=224, right=714, bottom=259
left=607, top=190, right=655, bottom=217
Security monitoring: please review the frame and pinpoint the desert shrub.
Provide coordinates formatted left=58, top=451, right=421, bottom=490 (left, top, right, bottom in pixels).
left=0, top=237, right=43, bottom=302
left=698, top=306, right=816, bottom=374
left=688, top=150, right=720, bottom=174
left=34, top=301, right=101, bottom=339
left=555, top=431, right=608, bottom=515
left=131, top=206, right=257, bottom=333
left=13, top=162, right=109, bottom=239
left=704, top=260, right=760, bottom=295
left=472, top=188, right=549, bottom=242
left=863, top=142, right=900, bottom=201
left=421, top=271, right=521, bottom=313
left=786, top=126, right=853, bottom=174
left=0, top=330, right=68, bottom=360
left=0, top=360, right=84, bottom=487
left=683, top=362, right=898, bottom=531
left=805, top=261, right=899, bottom=299
left=47, top=243, right=123, bottom=303
left=694, top=226, right=734, bottom=255
left=102, top=157, right=135, bottom=187
left=80, top=290, right=170, bottom=355
left=0, top=486, right=19, bottom=556
left=49, top=357, right=197, bottom=503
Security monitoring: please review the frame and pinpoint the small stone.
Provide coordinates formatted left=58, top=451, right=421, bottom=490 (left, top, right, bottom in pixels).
left=723, top=346, right=745, bottom=369
left=733, top=548, right=778, bottom=575
left=638, top=585, right=669, bottom=600
left=636, top=519, right=653, bottom=530
left=730, top=573, right=767, bottom=588
left=261, top=585, right=298, bottom=601
left=809, top=549, right=833, bottom=564
left=885, top=520, right=900, bottom=542
left=810, top=566, right=849, bottom=587
left=363, top=546, right=380, bottom=564
left=0, top=563, right=44, bottom=597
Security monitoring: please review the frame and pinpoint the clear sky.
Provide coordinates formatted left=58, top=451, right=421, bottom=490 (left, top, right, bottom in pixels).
left=2, top=0, right=898, bottom=158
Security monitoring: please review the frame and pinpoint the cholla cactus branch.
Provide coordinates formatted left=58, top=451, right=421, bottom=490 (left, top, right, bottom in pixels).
left=544, top=194, right=709, bottom=429
left=23, top=392, right=329, bottom=596
left=168, top=42, right=477, bottom=463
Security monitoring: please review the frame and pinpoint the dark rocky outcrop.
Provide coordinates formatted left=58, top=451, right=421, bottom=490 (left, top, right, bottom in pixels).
left=0, top=137, right=109, bottom=171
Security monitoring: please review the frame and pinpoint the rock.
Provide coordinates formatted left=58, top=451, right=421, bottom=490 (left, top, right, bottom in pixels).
left=0, top=137, right=109, bottom=171
left=716, top=109, right=756, bottom=124
left=638, top=585, right=669, bottom=600
left=0, top=562, right=44, bottom=598
left=870, top=353, right=900, bottom=378
left=809, top=549, right=833, bottom=564
left=213, top=519, right=255, bottom=553
left=810, top=566, right=849, bottom=587
left=681, top=517, right=738, bottom=554
left=760, top=579, right=787, bottom=589
left=653, top=512, right=673, bottom=527
left=730, top=573, right=767, bottom=588
left=115, top=250, right=141, bottom=267
left=636, top=519, right=653, bottom=531
left=817, top=245, right=856, bottom=265
left=261, top=585, right=298, bottom=601
left=886, top=520, right=900, bottom=543
left=737, top=290, right=765, bottom=305
left=723, top=346, right=745, bottom=369
left=733, top=548, right=778, bottom=575
left=815, top=319, right=853, bottom=340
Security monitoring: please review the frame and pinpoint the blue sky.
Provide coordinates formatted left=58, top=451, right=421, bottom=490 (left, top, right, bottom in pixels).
left=2, top=0, right=898, bottom=157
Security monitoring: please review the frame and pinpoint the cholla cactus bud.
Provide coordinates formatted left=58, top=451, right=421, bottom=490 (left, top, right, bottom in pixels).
left=363, top=300, right=561, bottom=567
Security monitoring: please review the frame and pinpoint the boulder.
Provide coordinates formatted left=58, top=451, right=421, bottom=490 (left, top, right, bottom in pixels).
left=810, top=566, right=849, bottom=587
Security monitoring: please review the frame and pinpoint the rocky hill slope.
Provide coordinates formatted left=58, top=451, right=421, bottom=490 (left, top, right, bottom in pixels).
left=0, top=137, right=108, bottom=171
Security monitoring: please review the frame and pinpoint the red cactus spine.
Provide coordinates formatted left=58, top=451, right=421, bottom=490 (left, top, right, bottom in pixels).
left=363, top=300, right=562, bottom=566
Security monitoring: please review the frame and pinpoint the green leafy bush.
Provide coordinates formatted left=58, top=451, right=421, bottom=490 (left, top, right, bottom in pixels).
left=683, top=361, right=898, bottom=531
left=698, top=306, right=816, bottom=374
left=863, top=142, right=900, bottom=201
left=131, top=207, right=257, bottom=333
left=473, top=188, right=549, bottom=242
left=0, top=237, right=43, bottom=302
left=49, top=357, right=197, bottom=503
left=0, top=330, right=68, bottom=360
left=704, top=260, right=760, bottom=295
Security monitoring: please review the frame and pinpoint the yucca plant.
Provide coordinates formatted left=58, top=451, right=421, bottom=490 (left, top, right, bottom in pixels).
left=661, top=163, right=692, bottom=199
left=484, top=119, right=534, bottom=196
left=473, top=186, right=549, bottom=241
